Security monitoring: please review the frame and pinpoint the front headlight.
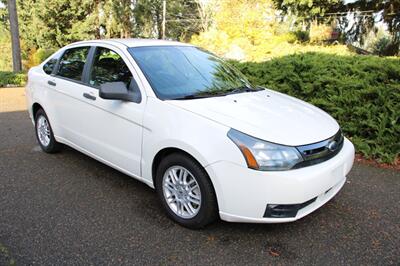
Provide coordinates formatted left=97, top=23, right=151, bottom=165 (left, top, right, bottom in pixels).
left=227, top=128, right=303, bottom=171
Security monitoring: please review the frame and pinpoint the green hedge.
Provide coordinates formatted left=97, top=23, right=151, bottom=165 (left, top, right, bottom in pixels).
left=0, top=71, right=27, bottom=87
left=231, top=53, right=400, bottom=164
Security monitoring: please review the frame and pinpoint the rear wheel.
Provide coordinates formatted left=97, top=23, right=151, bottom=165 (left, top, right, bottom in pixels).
left=155, top=153, right=218, bottom=229
left=34, top=108, right=62, bottom=153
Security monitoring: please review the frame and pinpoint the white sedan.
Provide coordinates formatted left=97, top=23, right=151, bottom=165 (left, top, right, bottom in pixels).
left=25, top=39, right=355, bottom=228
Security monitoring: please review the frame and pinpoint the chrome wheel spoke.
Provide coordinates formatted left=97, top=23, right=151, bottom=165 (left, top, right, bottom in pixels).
left=187, top=179, right=196, bottom=186
left=167, top=195, right=177, bottom=204
left=184, top=202, right=195, bottom=215
left=164, top=180, right=175, bottom=190
left=166, top=194, right=174, bottom=200
left=188, top=193, right=201, bottom=205
left=164, top=186, right=175, bottom=196
left=178, top=169, right=184, bottom=183
left=176, top=200, right=183, bottom=215
left=189, top=184, right=200, bottom=194
left=182, top=170, right=189, bottom=184
left=170, top=169, right=179, bottom=184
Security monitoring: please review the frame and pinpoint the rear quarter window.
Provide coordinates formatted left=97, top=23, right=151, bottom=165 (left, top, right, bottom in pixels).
left=43, top=58, right=58, bottom=75
left=42, top=50, right=63, bottom=75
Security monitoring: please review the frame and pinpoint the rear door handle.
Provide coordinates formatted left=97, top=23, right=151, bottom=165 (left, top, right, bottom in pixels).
left=48, top=80, right=56, bottom=86
left=83, top=92, right=96, bottom=101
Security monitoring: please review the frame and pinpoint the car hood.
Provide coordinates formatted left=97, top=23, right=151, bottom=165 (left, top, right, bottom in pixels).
left=167, top=89, right=339, bottom=146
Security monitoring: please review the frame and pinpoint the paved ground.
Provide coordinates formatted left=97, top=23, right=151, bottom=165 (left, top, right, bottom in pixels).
left=0, top=88, right=399, bottom=265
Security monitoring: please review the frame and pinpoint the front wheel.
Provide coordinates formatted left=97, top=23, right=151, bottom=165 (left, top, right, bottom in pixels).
left=34, top=108, right=62, bottom=153
left=155, top=153, right=218, bottom=229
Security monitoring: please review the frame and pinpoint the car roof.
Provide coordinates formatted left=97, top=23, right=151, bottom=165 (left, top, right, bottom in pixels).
left=67, top=38, right=193, bottom=49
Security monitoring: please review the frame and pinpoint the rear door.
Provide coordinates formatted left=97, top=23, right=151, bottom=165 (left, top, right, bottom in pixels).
left=50, top=46, right=94, bottom=144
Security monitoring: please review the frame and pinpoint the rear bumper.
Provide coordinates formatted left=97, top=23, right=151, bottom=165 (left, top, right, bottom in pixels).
left=24, top=86, right=34, bottom=124
left=205, top=138, right=355, bottom=223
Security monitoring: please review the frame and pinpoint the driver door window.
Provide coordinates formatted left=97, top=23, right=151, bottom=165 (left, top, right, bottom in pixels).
left=89, top=47, right=141, bottom=102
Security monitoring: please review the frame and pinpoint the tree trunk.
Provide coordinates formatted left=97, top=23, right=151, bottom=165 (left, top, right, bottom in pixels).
left=7, top=0, right=22, bottom=72
left=162, top=0, right=166, bottom=39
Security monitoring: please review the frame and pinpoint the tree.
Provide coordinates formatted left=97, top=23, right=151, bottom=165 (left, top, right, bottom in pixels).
left=164, top=0, right=202, bottom=41
left=7, top=0, right=21, bottom=72
left=134, top=0, right=163, bottom=39
left=272, top=0, right=400, bottom=43
left=0, top=2, right=7, bottom=24
left=134, top=0, right=202, bottom=40
left=103, top=0, right=135, bottom=38
left=272, top=0, right=342, bottom=19
left=191, top=0, right=280, bottom=61
left=196, top=0, right=216, bottom=32
left=13, top=0, right=203, bottom=53
left=17, top=0, right=110, bottom=48
left=345, top=0, right=400, bottom=42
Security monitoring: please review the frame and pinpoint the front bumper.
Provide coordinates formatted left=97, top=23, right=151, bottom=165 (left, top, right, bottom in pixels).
left=205, top=138, right=355, bottom=223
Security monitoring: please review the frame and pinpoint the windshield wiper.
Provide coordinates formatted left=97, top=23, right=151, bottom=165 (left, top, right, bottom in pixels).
left=171, top=86, right=263, bottom=100
left=226, top=86, right=263, bottom=95
left=171, top=93, right=215, bottom=100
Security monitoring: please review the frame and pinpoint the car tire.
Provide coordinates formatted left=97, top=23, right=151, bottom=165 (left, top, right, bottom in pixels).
left=34, top=108, right=62, bottom=153
left=155, top=153, right=218, bottom=229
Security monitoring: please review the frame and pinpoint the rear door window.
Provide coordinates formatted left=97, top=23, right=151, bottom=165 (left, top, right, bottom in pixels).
left=56, top=47, right=90, bottom=81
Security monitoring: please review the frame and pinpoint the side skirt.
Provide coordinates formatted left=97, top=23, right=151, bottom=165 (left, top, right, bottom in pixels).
left=55, top=136, right=155, bottom=189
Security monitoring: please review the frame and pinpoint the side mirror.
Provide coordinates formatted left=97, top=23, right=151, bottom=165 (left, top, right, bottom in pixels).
left=99, top=82, right=131, bottom=101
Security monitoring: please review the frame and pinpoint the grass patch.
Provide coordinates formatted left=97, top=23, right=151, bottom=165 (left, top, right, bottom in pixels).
left=231, top=52, right=400, bottom=164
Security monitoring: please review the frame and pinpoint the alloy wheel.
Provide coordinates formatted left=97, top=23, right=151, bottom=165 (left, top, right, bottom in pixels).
left=162, top=166, right=202, bottom=219
left=36, top=115, right=51, bottom=147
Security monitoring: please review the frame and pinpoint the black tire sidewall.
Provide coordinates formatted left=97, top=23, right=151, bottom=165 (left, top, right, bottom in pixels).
left=155, top=153, right=218, bottom=229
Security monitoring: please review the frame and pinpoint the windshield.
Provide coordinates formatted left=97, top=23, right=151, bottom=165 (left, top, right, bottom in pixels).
left=128, top=46, right=256, bottom=100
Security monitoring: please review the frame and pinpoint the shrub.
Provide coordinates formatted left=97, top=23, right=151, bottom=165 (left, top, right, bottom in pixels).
left=373, top=37, right=399, bottom=56
left=0, top=27, right=12, bottom=71
left=192, top=27, right=351, bottom=62
left=293, top=30, right=309, bottom=43
left=373, top=37, right=391, bottom=55
left=278, top=32, right=298, bottom=44
left=231, top=53, right=400, bottom=164
left=0, top=71, right=27, bottom=87
left=26, top=48, right=57, bottom=69
left=309, top=23, right=333, bottom=44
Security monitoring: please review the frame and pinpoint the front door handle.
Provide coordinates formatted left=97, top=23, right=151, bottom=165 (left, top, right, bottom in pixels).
left=83, top=92, right=96, bottom=101
left=48, top=80, right=56, bottom=86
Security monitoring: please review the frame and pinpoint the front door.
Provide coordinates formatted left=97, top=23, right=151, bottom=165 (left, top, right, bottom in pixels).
left=80, top=46, right=145, bottom=177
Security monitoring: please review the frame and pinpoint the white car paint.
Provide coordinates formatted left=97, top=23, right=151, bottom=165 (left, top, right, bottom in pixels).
left=169, top=88, right=339, bottom=146
left=25, top=39, right=355, bottom=223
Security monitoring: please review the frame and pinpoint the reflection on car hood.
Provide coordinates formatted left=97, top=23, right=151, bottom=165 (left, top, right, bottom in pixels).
left=167, top=89, right=339, bottom=146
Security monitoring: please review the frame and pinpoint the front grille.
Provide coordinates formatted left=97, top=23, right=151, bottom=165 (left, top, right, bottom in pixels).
left=293, top=129, right=344, bottom=169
